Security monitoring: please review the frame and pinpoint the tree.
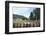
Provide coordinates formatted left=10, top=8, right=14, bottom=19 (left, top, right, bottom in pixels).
left=29, top=8, right=40, bottom=20
left=29, top=12, right=33, bottom=20
left=33, top=8, right=40, bottom=20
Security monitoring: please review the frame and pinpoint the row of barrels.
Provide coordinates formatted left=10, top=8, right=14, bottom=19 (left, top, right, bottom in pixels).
left=13, top=22, right=40, bottom=28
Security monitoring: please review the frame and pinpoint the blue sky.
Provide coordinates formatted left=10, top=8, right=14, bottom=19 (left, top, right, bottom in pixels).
left=13, top=7, right=36, bottom=18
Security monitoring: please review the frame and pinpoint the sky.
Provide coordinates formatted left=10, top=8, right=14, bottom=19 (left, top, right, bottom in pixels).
left=13, top=7, right=36, bottom=18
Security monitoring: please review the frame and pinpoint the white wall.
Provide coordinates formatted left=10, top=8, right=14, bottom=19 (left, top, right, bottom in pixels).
left=0, top=0, right=46, bottom=35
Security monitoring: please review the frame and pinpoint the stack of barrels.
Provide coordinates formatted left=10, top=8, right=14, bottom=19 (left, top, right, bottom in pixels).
left=13, top=21, right=40, bottom=28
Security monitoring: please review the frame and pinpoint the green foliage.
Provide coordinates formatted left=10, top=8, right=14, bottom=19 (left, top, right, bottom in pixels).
left=33, top=8, right=40, bottom=20
left=21, top=17, right=28, bottom=20
left=29, top=8, right=40, bottom=20
left=29, top=12, right=33, bottom=20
